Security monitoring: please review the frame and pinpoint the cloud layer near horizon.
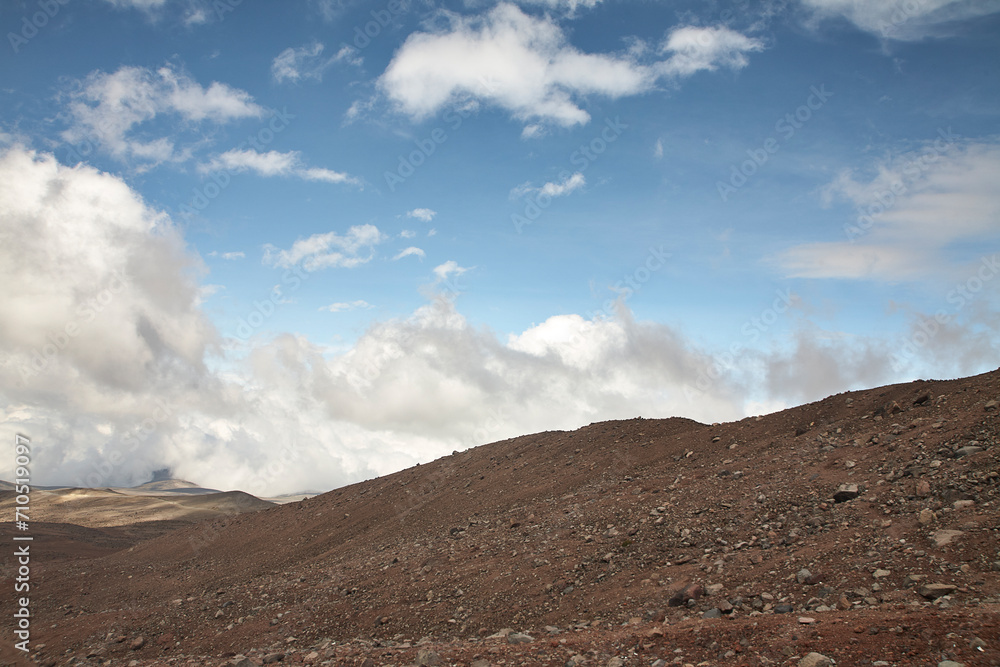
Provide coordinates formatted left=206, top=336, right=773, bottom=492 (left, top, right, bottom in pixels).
left=1, top=146, right=994, bottom=495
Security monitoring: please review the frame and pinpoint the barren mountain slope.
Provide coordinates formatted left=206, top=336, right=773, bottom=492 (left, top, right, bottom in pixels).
left=3, top=371, right=999, bottom=666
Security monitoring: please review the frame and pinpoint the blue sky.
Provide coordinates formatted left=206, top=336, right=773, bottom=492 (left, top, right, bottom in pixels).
left=1, top=0, right=999, bottom=495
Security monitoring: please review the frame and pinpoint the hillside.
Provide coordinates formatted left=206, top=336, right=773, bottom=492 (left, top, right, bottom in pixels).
left=2, top=370, right=998, bottom=666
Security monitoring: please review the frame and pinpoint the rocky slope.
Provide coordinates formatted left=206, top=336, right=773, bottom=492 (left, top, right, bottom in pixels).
left=2, top=370, right=998, bottom=666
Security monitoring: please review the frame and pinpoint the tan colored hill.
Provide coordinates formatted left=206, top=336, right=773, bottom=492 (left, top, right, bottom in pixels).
left=2, top=370, right=999, bottom=666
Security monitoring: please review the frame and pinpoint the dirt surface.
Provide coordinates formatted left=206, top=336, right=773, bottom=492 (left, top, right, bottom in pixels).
left=2, top=370, right=998, bottom=666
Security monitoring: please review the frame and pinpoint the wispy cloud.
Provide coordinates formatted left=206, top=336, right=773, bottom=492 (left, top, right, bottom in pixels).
left=393, top=246, right=426, bottom=261
left=200, top=149, right=360, bottom=185
left=776, top=139, right=1000, bottom=280
left=272, top=42, right=361, bottom=83
left=511, top=171, right=586, bottom=199
left=263, top=224, right=386, bottom=271
left=63, top=64, right=263, bottom=165
left=320, top=300, right=373, bottom=312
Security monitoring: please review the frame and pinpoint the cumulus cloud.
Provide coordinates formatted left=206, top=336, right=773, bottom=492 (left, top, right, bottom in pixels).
left=777, top=138, right=1000, bottom=281
left=378, top=4, right=761, bottom=128
left=272, top=42, right=361, bottom=83
left=511, top=171, right=585, bottom=199
left=799, top=0, right=1000, bottom=40
left=63, top=64, right=263, bottom=165
left=394, top=247, right=426, bottom=260
left=407, top=208, right=437, bottom=222
left=200, top=149, right=360, bottom=185
left=262, top=224, right=386, bottom=271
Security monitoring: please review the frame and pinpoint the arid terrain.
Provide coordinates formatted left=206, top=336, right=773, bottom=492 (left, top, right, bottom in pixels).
left=2, top=370, right=999, bottom=667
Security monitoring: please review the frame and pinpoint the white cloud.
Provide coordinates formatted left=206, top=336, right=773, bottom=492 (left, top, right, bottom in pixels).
left=517, top=0, right=602, bottom=14
left=63, top=64, right=263, bottom=165
left=320, top=300, right=372, bottom=313
left=221, top=251, right=245, bottom=260
left=400, top=230, right=416, bottom=239
left=654, top=138, right=664, bottom=159
left=512, top=171, right=585, bottom=199
left=433, top=260, right=470, bottom=282
left=777, top=139, right=1000, bottom=280
left=657, top=25, right=764, bottom=77
left=263, top=224, right=386, bottom=271
left=378, top=5, right=761, bottom=129
left=272, top=42, right=361, bottom=84
left=798, top=0, right=1000, bottom=40
left=103, top=0, right=168, bottom=9
left=394, top=246, right=426, bottom=261
left=200, top=149, right=360, bottom=186
left=521, top=124, right=546, bottom=139
left=6, top=150, right=992, bottom=499
left=407, top=208, right=437, bottom=222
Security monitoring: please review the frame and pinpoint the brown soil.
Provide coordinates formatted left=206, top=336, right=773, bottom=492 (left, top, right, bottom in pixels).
left=2, top=370, right=998, bottom=666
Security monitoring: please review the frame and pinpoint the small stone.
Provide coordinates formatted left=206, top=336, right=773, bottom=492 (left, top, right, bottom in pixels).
left=262, top=654, right=285, bottom=664
left=938, top=662, right=965, bottom=667
left=651, top=661, right=667, bottom=667
left=955, top=445, right=984, bottom=458
left=985, top=400, right=998, bottom=411
left=796, top=568, right=813, bottom=584
left=507, top=632, right=534, bottom=644
left=798, top=652, right=834, bottom=667
left=798, top=616, right=816, bottom=624
left=953, top=499, right=974, bottom=510
left=919, top=508, right=935, bottom=525
left=916, top=479, right=932, bottom=496
left=873, top=569, right=891, bottom=578
left=703, top=608, right=722, bottom=619
left=415, top=649, right=441, bottom=666
left=919, top=583, right=957, bottom=599
left=932, top=530, right=964, bottom=548
left=774, top=603, right=794, bottom=614
left=471, top=661, right=491, bottom=667
left=229, top=656, right=254, bottom=667
left=607, top=658, right=626, bottom=667
left=833, top=483, right=860, bottom=502
left=129, top=637, right=145, bottom=651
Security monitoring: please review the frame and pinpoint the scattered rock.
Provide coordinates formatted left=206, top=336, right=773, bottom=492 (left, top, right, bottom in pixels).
left=932, top=530, right=964, bottom=548
left=833, top=483, right=860, bottom=502
left=507, top=633, right=534, bottom=644
left=774, top=603, right=794, bottom=614
left=796, top=568, right=813, bottom=584
left=954, top=445, right=984, bottom=458
left=262, top=653, right=285, bottom=664
left=798, top=652, right=834, bottom=667
left=229, top=657, right=255, bottom=667
left=415, top=649, right=441, bottom=665
left=919, top=583, right=957, bottom=600
left=919, top=508, right=935, bottom=525
left=607, top=658, right=626, bottom=667
left=938, top=662, right=965, bottom=667
left=873, top=569, right=891, bottom=578
left=703, top=608, right=721, bottom=619
left=129, top=637, right=145, bottom=651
